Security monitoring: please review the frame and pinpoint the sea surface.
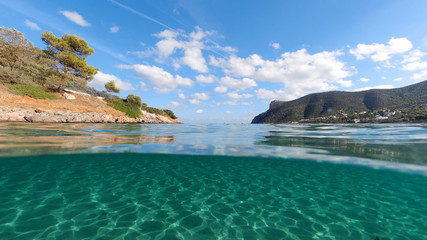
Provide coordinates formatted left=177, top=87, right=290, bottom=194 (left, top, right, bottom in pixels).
left=0, top=123, right=426, bottom=240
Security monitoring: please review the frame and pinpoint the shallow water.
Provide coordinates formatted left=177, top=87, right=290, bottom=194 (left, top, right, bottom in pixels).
left=0, top=123, right=426, bottom=239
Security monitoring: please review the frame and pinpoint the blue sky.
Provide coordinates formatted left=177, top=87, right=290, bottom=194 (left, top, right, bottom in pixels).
left=1, top=0, right=427, bottom=123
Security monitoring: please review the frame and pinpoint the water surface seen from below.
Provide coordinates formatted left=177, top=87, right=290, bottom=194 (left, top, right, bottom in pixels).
left=1, top=153, right=426, bottom=240
left=0, top=123, right=426, bottom=239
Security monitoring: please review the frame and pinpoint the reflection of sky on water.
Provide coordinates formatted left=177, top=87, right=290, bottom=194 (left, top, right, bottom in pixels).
left=0, top=122, right=426, bottom=175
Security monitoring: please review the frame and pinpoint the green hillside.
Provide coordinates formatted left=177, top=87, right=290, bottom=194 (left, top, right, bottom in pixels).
left=252, top=80, right=427, bottom=123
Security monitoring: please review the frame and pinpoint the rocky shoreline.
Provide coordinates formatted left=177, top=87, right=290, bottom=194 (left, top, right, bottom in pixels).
left=0, top=106, right=181, bottom=124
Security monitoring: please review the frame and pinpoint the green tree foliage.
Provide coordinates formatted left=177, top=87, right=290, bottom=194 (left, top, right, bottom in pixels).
left=41, top=31, right=98, bottom=89
left=105, top=80, right=120, bottom=95
left=126, top=94, right=142, bottom=107
left=0, top=27, right=33, bottom=71
left=107, top=96, right=141, bottom=118
left=163, top=109, right=178, bottom=119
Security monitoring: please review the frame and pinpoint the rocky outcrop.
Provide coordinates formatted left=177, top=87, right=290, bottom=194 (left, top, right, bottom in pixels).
left=0, top=107, right=181, bottom=124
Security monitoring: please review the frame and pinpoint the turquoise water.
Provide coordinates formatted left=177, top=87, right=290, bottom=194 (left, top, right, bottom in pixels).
left=0, top=123, right=426, bottom=239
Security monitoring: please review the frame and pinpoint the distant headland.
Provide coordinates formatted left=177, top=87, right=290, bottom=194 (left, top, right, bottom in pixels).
left=252, top=80, right=427, bottom=124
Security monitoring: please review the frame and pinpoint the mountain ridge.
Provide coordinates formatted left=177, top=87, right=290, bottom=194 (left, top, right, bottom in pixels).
left=252, top=80, right=427, bottom=124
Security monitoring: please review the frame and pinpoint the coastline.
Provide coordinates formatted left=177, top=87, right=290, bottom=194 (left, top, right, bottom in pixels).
left=0, top=106, right=181, bottom=123
left=0, top=86, right=181, bottom=124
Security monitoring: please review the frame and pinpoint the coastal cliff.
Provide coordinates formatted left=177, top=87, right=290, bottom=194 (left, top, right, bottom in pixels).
left=0, top=85, right=181, bottom=124
left=252, top=80, right=427, bottom=124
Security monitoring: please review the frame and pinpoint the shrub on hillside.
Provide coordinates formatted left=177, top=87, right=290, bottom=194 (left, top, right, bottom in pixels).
left=163, top=109, right=177, bottom=119
left=7, top=84, right=58, bottom=99
left=126, top=94, right=142, bottom=107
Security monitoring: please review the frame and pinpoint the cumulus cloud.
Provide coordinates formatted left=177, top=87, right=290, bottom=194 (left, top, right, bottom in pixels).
left=124, top=64, right=193, bottom=93
left=227, top=91, right=252, bottom=99
left=412, top=70, right=427, bottom=80
left=214, top=86, right=228, bottom=93
left=270, top=42, right=280, bottom=49
left=140, top=81, right=150, bottom=91
left=191, top=92, right=210, bottom=101
left=188, top=92, right=209, bottom=105
left=212, top=49, right=352, bottom=100
left=218, top=54, right=264, bottom=77
left=178, top=93, right=186, bottom=99
left=196, top=109, right=203, bottom=114
left=393, top=77, right=403, bottom=82
left=134, top=27, right=214, bottom=73
left=166, top=101, right=185, bottom=109
left=189, top=99, right=201, bottom=105
left=59, top=10, right=91, bottom=27
left=401, top=61, right=427, bottom=71
left=90, top=71, right=134, bottom=90
left=219, top=76, right=257, bottom=90
left=402, top=50, right=426, bottom=63
left=110, top=25, right=119, bottom=33
left=196, top=74, right=216, bottom=83
left=350, top=37, right=412, bottom=62
left=225, top=111, right=232, bottom=114
left=132, top=26, right=237, bottom=74
left=352, top=85, right=395, bottom=92
left=255, top=88, right=278, bottom=99
left=24, top=20, right=41, bottom=30
left=360, top=77, right=370, bottom=82
left=399, top=49, right=427, bottom=79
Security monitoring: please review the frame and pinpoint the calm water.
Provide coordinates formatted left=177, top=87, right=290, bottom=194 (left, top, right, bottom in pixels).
left=0, top=123, right=426, bottom=239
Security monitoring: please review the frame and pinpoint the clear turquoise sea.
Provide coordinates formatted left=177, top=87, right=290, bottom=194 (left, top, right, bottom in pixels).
left=0, top=123, right=426, bottom=239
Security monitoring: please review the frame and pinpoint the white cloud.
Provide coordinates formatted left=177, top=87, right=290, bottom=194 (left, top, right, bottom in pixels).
left=117, top=64, right=133, bottom=69
left=270, top=42, right=280, bottom=49
left=166, top=101, right=185, bottom=109
left=225, top=111, right=232, bottom=114
left=401, top=61, right=427, bottom=71
left=181, top=27, right=209, bottom=73
left=110, top=25, right=119, bottom=33
left=402, top=50, right=426, bottom=63
left=227, top=91, right=252, bottom=99
left=214, top=86, right=228, bottom=93
left=222, top=54, right=264, bottom=77
left=221, top=46, right=237, bottom=53
left=223, top=100, right=238, bottom=105
left=196, top=109, right=203, bottom=114
left=144, top=27, right=210, bottom=73
left=59, top=10, right=91, bottom=27
left=189, top=99, right=201, bottom=105
left=349, top=37, right=412, bottom=61
left=393, top=77, right=403, bottom=82
left=196, top=74, right=216, bottom=83
left=211, top=49, right=353, bottom=100
left=219, top=76, right=257, bottom=90
left=178, top=93, right=186, bottom=99
left=191, top=92, right=210, bottom=100
left=24, top=19, right=41, bottom=30
left=90, top=71, right=134, bottom=90
left=140, top=81, right=149, bottom=91
left=336, top=80, right=353, bottom=87
left=412, top=70, right=427, bottom=80
left=353, top=85, right=395, bottom=92
left=360, top=77, right=370, bottom=82
left=128, top=64, right=193, bottom=93
left=255, top=88, right=278, bottom=99
left=209, top=55, right=222, bottom=67
left=188, top=92, right=209, bottom=105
